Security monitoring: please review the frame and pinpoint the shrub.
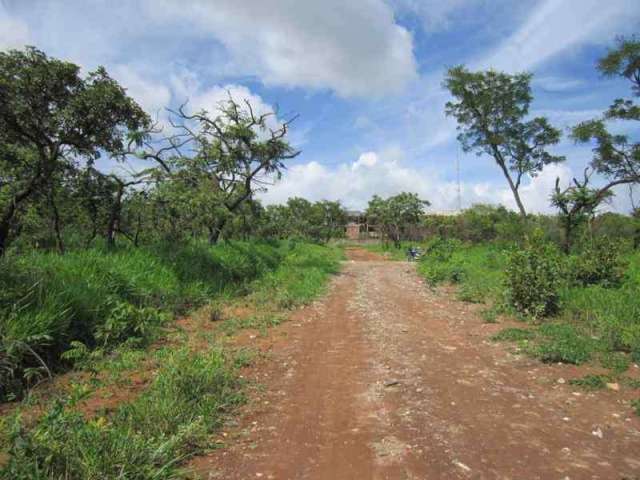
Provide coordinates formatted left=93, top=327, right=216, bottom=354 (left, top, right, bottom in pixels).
left=569, top=238, right=627, bottom=288
left=423, top=237, right=462, bottom=262
left=505, top=236, right=564, bottom=318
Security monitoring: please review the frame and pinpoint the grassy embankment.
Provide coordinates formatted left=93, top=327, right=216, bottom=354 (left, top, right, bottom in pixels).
left=0, top=240, right=342, bottom=478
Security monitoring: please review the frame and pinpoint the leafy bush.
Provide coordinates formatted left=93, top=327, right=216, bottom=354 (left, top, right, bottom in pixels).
left=424, top=237, right=462, bottom=262
left=569, top=237, right=627, bottom=287
left=505, top=237, right=564, bottom=318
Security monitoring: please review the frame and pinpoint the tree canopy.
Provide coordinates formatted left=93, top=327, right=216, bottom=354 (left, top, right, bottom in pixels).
left=444, top=66, right=564, bottom=217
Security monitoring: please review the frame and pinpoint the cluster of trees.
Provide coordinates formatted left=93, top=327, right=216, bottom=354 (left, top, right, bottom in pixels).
left=365, top=192, right=429, bottom=247
left=2, top=35, right=638, bottom=258
left=444, top=35, right=640, bottom=253
left=0, top=47, right=301, bottom=257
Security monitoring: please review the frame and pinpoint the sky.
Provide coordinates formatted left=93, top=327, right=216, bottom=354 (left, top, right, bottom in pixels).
left=1, top=0, right=639, bottom=213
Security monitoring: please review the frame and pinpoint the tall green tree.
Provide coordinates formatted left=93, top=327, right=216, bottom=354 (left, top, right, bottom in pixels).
left=444, top=66, right=564, bottom=217
left=0, top=47, right=150, bottom=256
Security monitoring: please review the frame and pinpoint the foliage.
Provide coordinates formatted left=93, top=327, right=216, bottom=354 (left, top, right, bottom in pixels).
left=504, top=235, right=564, bottom=318
left=570, top=35, right=640, bottom=209
left=444, top=66, right=564, bottom=216
left=366, top=192, right=429, bottom=247
left=0, top=47, right=150, bottom=256
left=551, top=172, right=614, bottom=253
left=568, top=237, right=627, bottom=287
left=0, top=347, right=243, bottom=479
left=260, top=198, right=347, bottom=243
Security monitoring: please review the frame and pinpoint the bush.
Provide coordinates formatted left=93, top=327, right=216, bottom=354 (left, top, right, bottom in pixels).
left=505, top=236, right=564, bottom=318
left=569, top=237, right=627, bottom=288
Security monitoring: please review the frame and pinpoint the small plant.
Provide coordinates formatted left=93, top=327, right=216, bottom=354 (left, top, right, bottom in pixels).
left=600, top=351, right=631, bottom=374
left=632, top=398, right=640, bottom=416
left=568, top=374, right=609, bottom=390
left=534, top=323, right=594, bottom=364
left=491, top=327, right=536, bottom=342
left=505, top=233, right=564, bottom=318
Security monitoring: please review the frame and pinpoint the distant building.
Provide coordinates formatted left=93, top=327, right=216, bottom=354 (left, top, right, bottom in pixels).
left=344, top=210, right=378, bottom=240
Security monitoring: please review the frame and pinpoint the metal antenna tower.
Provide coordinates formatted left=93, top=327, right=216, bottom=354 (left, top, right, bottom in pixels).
left=456, top=144, right=462, bottom=212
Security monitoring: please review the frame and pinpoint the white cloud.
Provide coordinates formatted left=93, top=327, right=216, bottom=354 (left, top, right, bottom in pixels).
left=477, top=0, right=640, bottom=72
left=533, top=76, right=585, bottom=92
left=111, top=65, right=171, bottom=117
left=391, top=0, right=480, bottom=31
left=0, top=5, right=29, bottom=49
left=147, top=0, right=417, bottom=97
left=259, top=149, right=625, bottom=215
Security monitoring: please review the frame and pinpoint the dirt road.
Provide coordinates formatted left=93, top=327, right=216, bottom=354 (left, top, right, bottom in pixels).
left=193, top=248, right=640, bottom=479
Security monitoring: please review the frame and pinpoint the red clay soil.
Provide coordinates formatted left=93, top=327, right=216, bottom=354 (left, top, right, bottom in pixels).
left=189, top=249, right=640, bottom=480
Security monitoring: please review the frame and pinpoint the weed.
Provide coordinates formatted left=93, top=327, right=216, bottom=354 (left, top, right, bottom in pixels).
left=0, top=347, right=243, bottom=479
left=600, top=352, right=631, bottom=374
left=568, top=374, right=610, bottom=390
left=534, top=324, right=594, bottom=365
left=491, top=328, right=536, bottom=342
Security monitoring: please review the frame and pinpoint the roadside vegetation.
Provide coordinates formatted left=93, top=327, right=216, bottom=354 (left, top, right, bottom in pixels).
left=0, top=241, right=342, bottom=478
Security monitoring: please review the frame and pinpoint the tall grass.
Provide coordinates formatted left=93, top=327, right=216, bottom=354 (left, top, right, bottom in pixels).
left=0, top=241, right=288, bottom=400
left=0, top=241, right=343, bottom=478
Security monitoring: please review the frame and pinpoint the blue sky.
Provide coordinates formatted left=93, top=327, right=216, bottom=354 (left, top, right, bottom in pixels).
left=1, top=0, right=639, bottom=213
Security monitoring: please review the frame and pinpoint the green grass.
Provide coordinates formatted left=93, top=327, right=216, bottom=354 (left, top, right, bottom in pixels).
left=491, top=327, right=536, bottom=342
left=568, top=374, right=610, bottom=390
left=0, top=240, right=341, bottom=401
left=1, top=346, right=243, bottom=479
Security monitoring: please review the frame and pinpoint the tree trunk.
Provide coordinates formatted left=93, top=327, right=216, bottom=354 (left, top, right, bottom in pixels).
left=0, top=220, right=9, bottom=258
left=208, top=219, right=226, bottom=244
left=107, top=186, right=124, bottom=248
left=562, top=219, right=573, bottom=254
left=48, top=189, right=65, bottom=254
left=497, top=162, right=527, bottom=217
